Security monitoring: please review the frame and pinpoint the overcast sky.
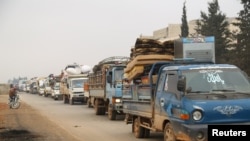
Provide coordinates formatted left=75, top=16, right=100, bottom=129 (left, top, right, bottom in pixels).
left=0, top=0, right=243, bottom=83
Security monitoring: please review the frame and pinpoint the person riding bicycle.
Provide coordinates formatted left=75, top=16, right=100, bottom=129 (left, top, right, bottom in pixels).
left=9, top=84, right=17, bottom=103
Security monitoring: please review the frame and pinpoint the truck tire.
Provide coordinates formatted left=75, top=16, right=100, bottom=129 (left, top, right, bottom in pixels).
left=164, top=123, right=176, bottom=141
left=87, top=99, right=92, bottom=108
left=100, top=107, right=106, bottom=115
left=133, top=118, right=144, bottom=138
left=143, top=129, right=150, bottom=138
left=63, top=95, right=68, bottom=104
left=70, top=98, right=74, bottom=105
left=94, top=100, right=101, bottom=115
left=108, top=105, right=116, bottom=120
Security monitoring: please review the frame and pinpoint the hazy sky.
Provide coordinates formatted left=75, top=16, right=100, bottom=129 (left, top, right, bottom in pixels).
left=0, top=0, right=243, bottom=83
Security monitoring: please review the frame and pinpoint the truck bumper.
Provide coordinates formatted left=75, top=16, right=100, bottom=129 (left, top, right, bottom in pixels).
left=171, top=121, right=207, bottom=141
left=54, top=94, right=62, bottom=99
left=172, top=121, right=250, bottom=141
left=72, top=94, right=87, bottom=102
left=113, top=103, right=124, bottom=114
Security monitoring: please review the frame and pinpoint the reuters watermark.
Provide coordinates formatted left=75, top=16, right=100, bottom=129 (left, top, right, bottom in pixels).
left=208, top=125, right=249, bottom=140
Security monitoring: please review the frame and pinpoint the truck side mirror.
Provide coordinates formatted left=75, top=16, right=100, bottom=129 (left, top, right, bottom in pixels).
left=177, top=75, right=186, bottom=92
left=107, top=75, right=112, bottom=83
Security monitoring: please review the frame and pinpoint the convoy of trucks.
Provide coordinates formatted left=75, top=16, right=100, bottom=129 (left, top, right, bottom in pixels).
left=121, top=36, right=250, bottom=141
left=86, top=56, right=130, bottom=120
left=19, top=35, right=250, bottom=141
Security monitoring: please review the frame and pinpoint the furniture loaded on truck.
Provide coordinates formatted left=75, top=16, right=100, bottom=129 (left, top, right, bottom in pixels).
left=85, top=56, right=130, bottom=120
left=122, top=36, right=250, bottom=141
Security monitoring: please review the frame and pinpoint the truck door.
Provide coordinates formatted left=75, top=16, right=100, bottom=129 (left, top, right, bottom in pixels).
left=154, top=70, right=179, bottom=129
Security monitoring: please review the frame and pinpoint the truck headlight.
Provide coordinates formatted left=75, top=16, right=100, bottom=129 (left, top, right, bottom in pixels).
left=192, top=110, right=202, bottom=121
left=115, top=99, right=121, bottom=103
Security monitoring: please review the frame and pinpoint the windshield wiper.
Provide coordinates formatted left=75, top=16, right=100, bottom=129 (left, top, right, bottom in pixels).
left=234, top=92, right=250, bottom=95
left=187, top=91, right=210, bottom=94
left=211, top=89, right=235, bottom=92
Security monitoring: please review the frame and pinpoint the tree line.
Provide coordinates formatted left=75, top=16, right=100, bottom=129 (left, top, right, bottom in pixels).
left=181, top=0, right=250, bottom=76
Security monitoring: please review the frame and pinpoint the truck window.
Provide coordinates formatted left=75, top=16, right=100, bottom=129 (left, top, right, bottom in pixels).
left=114, top=69, right=123, bottom=81
left=54, top=83, right=60, bottom=90
left=164, top=71, right=178, bottom=94
left=156, top=71, right=167, bottom=92
left=72, top=79, right=84, bottom=88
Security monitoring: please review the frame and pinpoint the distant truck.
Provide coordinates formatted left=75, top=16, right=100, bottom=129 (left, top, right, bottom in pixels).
left=44, top=78, right=52, bottom=97
left=51, top=75, right=62, bottom=100
left=121, top=36, right=250, bottom=141
left=86, top=56, right=130, bottom=120
left=60, top=64, right=89, bottom=105
left=29, top=77, right=38, bottom=94
left=25, top=80, right=31, bottom=93
left=51, top=82, right=61, bottom=100
left=37, top=77, right=46, bottom=96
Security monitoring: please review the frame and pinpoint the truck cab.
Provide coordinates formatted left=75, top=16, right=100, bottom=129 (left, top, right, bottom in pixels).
left=159, top=64, right=250, bottom=140
left=51, top=82, right=61, bottom=100
left=123, top=63, right=250, bottom=141
left=44, top=79, right=52, bottom=97
left=62, top=74, right=88, bottom=105
left=87, top=56, right=130, bottom=120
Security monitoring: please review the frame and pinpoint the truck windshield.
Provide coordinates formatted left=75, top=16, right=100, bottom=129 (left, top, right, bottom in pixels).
left=183, top=68, right=250, bottom=94
left=54, top=83, right=60, bottom=90
left=72, top=79, right=84, bottom=88
left=114, top=69, right=123, bottom=81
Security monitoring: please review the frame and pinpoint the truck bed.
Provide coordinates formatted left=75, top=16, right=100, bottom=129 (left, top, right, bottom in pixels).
left=122, top=85, right=153, bottom=118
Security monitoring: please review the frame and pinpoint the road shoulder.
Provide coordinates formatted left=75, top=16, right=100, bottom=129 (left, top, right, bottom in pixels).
left=0, top=94, right=80, bottom=141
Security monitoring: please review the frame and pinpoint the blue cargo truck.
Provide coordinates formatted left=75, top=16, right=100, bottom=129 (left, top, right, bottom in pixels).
left=122, top=37, right=250, bottom=141
left=87, top=56, right=130, bottom=120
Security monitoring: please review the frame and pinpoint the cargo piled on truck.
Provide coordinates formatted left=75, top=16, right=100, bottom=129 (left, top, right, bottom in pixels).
left=123, top=36, right=215, bottom=82
left=121, top=36, right=250, bottom=141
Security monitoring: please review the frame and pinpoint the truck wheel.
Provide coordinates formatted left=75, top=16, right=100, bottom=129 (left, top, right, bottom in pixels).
left=164, top=123, right=176, bottom=141
left=70, top=99, right=74, bottom=105
left=87, top=99, right=92, bottom=108
left=143, top=129, right=150, bottom=138
left=94, top=100, right=101, bottom=115
left=63, top=95, right=68, bottom=104
left=108, top=105, right=116, bottom=120
left=133, top=118, right=144, bottom=138
left=101, top=107, right=106, bottom=115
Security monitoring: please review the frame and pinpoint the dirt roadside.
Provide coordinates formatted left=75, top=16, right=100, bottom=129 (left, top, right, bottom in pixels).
left=0, top=94, right=80, bottom=141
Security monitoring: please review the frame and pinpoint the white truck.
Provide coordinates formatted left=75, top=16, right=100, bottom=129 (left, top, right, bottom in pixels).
left=36, top=77, right=46, bottom=96
left=51, top=75, right=62, bottom=100
left=44, top=78, right=52, bottom=97
left=60, top=74, right=89, bottom=105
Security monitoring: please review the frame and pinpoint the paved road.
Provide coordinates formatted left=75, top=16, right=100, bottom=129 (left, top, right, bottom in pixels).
left=19, top=92, right=163, bottom=141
